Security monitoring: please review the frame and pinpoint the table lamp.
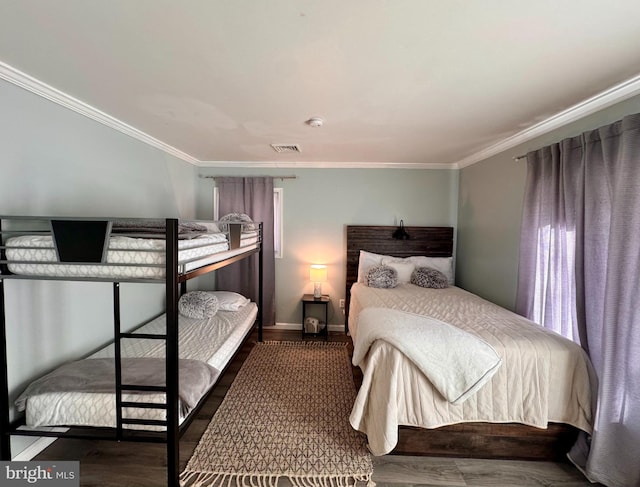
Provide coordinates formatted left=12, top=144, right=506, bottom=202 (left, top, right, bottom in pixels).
left=310, top=264, right=328, bottom=299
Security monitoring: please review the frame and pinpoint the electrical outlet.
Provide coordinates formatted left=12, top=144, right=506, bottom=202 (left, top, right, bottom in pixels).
left=339, top=299, right=345, bottom=309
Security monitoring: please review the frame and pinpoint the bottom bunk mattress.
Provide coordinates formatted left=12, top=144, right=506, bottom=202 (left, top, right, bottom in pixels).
left=348, top=282, right=595, bottom=456
left=16, top=299, right=257, bottom=430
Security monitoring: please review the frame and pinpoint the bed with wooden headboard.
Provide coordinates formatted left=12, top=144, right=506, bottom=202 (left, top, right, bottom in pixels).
left=345, top=225, right=453, bottom=334
left=345, top=225, right=592, bottom=461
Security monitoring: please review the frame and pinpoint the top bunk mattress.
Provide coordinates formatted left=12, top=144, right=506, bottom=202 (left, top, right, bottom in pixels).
left=4, top=234, right=227, bottom=279
left=3, top=231, right=259, bottom=280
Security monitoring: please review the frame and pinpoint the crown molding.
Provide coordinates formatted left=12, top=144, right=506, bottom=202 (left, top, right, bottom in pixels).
left=197, top=160, right=456, bottom=170
left=4, top=60, right=639, bottom=171
left=1, top=61, right=448, bottom=170
left=455, top=73, right=640, bottom=169
left=0, top=61, right=199, bottom=165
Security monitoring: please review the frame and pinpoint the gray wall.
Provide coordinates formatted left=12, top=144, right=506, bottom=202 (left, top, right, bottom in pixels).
left=457, top=93, right=640, bottom=310
left=196, top=167, right=459, bottom=326
left=1, top=80, right=197, bottom=456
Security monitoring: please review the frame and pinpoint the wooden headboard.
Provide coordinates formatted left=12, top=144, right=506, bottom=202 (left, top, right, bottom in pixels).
left=345, top=225, right=454, bottom=333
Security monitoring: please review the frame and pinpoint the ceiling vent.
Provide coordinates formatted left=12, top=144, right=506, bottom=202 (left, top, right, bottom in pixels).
left=270, top=144, right=302, bottom=153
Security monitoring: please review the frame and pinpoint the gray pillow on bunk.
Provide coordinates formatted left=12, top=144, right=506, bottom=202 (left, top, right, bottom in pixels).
left=366, top=265, right=398, bottom=288
left=178, top=291, right=219, bottom=319
left=411, top=267, right=449, bottom=289
left=218, top=213, right=256, bottom=232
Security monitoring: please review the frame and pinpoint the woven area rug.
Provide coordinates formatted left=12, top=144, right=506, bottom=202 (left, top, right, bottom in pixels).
left=180, top=341, right=373, bottom=487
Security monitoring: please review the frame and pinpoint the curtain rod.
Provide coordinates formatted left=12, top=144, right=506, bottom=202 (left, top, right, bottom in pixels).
left=198, top=175, right=297, bottom=180
left=513, top=154, right=527, bottom=161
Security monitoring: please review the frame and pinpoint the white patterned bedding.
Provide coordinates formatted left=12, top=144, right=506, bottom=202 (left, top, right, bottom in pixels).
left=348, top=283, right=595, bottom=455
left=4, top=232, right=259, bottom=279
left=22, top=302, right=258, bottom=430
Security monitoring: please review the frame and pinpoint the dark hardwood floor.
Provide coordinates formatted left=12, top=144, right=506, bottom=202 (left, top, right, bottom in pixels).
left=33, top=329, right=595, bottom=487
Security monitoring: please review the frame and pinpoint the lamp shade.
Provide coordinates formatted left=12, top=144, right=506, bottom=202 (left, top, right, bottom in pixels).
left=309, top=264, right=328, bottom=283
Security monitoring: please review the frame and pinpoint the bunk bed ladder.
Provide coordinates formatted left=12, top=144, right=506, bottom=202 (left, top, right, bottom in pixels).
left=112, top=283, right=170, bottom=440
left=111, top=219, right=180, bottom=486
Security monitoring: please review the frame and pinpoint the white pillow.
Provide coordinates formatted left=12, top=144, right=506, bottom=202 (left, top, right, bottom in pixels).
left=208, top=291, right=250, bottom=311
left=409, top=256, right=454, bottom=284
left=357, top=250, right=388, bottom=283
left=380, top=257, right=415, bottom=284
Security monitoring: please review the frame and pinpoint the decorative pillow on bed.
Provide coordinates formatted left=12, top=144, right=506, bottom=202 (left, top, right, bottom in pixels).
left=208, top=291, right=250, bottom=311
left=357, top=250, right=390, bottom=283
left=218, top=213, right=256, bottom=232
left=408, top=256, right=454, bottom=284
left=411, top=267, right=449, bottom=289
left=178, top=291, right=219, bottom=319
left=366, top=265, right=398, bottom=288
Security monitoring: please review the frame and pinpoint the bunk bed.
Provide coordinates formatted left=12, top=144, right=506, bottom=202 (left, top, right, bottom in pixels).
left=0, top=215, right=263, bottom=487
left=345, top=225, right=595, bottom=461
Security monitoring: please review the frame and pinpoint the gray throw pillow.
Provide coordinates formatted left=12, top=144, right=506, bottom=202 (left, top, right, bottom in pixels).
left=366, top=265, right=398, bottom=288
left=178, top=291, right=219, bottom=319
left=411, top=267, right=449, bottom=289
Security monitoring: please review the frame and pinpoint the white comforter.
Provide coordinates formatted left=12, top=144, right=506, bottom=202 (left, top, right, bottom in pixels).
left=348, top=283, right=595, bottom=456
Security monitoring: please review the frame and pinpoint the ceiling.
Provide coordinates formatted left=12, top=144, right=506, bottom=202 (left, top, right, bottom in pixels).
left=2, top=1, right=640, bottom=169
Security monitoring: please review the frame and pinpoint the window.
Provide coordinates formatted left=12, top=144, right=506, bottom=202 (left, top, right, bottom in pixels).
left=529, top=224, right=578, bottom=342
left=213, top=187, right=283, bottom=258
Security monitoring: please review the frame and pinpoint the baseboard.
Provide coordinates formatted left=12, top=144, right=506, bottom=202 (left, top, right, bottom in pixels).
left=273, top=322, right=345, bottom=333
left=13, top=437, right=58, bottom=461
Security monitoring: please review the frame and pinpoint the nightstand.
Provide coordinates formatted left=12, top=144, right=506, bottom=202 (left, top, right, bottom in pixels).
left=302, top=294, right=329, bottom=340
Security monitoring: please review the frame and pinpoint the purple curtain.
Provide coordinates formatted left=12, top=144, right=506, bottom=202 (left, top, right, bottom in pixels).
left=216, top=177, right=275, bottom=327
left=516, top=113, right=640, bottom=486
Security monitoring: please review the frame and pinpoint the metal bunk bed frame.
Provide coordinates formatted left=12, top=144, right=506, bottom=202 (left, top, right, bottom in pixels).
left=0, top=216, right=263, bottom=486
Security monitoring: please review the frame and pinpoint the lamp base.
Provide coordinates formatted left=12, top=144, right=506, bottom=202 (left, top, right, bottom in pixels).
left=313, top=282, right=322, bottom=299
